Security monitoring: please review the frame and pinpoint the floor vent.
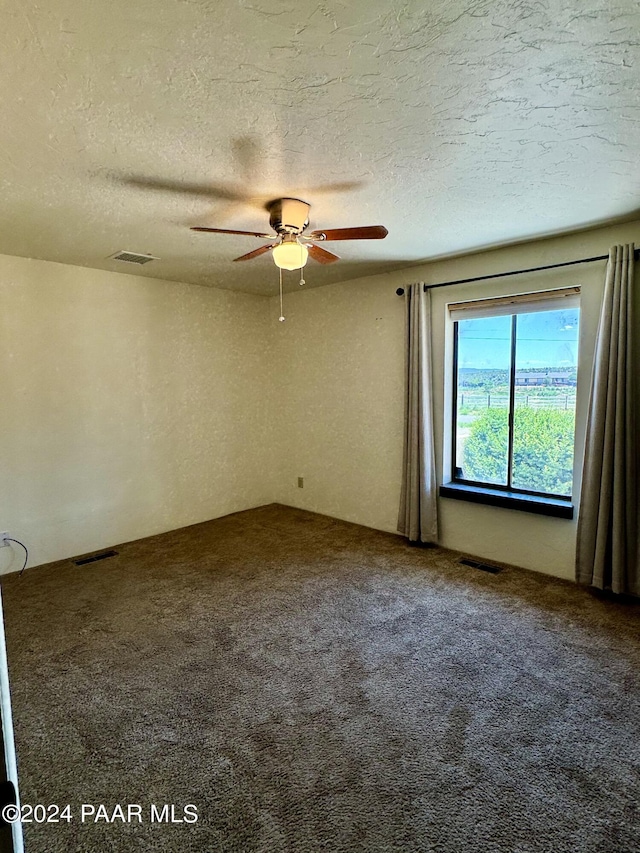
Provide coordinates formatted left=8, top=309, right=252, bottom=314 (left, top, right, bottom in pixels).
left=74, top=550, right=118, bottom=566
left=108, top=250, right=158, bottom=265
left=459, top=558, right=501, bottom=574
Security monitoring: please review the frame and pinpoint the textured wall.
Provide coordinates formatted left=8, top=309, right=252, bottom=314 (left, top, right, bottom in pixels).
left=270, top=219, right=640, bottom=580
left=1, top=217, right=637, bottom=579
left=271, top=278, right=406, bottom=533
left=0, top=255, right=275, bottom=571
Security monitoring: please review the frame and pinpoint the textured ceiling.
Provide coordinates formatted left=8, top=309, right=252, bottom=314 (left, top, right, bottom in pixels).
left=1, top=0, right=639, bottom=295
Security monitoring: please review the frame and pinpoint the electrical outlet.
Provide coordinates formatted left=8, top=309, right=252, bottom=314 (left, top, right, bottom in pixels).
left=297, top=477, right=304, bottom=488
left=0, top=532, right=9, bottom=548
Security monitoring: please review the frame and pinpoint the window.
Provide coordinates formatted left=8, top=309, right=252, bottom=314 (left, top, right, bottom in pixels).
left=442, top=287, right=580, bottom=516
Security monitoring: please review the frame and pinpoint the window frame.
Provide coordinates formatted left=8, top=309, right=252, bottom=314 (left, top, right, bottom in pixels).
left=442, top=294, right=580, bottom=518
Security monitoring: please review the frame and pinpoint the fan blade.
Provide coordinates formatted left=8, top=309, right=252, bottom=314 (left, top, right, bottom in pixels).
left=291, top=180, right=364, bottom=197
left=308, top=243, right=340, bottom=265
left=308, top=225, right=388, bottom=241
left=124, top=176, right=248, bottom=201
left=191, top=226, right=273, bottom=238
left=233, top=244, right=275, bottom=262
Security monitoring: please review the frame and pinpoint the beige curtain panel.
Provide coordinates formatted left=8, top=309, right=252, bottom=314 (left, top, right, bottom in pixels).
left=576, top=244, right=638, bottom=595
left=398, top=283, right=438, bottom=543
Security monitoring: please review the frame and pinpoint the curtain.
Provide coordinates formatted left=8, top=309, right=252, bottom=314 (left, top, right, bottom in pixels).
left=576, top=244, right=638, bottom=595
left=398, top=284, right=438, bottom=543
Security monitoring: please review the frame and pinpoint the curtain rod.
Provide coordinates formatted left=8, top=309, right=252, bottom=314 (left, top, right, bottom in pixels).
left=394, top=248, right=639, bottom=296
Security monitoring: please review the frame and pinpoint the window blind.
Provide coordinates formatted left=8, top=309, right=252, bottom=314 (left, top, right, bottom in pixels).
left=448, top=286, right=581, bottom=321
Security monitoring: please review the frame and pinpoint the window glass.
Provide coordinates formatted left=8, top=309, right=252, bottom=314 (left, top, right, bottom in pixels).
left=512, top=309, right=579, bottom=495
left=454, top=305, right=580, bottom=498
left=455, top=315, right=511, bottom=486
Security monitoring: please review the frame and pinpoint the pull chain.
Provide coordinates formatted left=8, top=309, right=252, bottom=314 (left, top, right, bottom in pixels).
left=278, top=267, right=285, bottom=322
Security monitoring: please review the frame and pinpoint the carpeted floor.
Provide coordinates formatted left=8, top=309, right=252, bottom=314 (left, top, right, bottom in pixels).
left=2, top=503, right=639, bottom=853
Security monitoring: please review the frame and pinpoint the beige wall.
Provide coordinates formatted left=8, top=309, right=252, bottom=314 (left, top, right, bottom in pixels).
left=270, top=220, right=640, bottom=581
left=1, top=220, right=637, bottom=580
left=0, top=255, right=275, bottom=572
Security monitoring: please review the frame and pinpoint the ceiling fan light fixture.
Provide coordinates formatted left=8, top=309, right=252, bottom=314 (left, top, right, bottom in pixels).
left=272, top=241, right=308, bottom=270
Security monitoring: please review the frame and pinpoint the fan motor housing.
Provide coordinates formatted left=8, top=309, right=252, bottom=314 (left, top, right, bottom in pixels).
left=267, top=198, right=310, bottom=235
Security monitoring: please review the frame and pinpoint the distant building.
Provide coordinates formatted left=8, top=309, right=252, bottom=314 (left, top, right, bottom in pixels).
left=515, top=371, right=574, bottom=387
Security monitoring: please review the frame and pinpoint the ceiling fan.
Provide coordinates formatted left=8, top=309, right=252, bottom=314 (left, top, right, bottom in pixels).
left=191, top=197, right=388, bottom=270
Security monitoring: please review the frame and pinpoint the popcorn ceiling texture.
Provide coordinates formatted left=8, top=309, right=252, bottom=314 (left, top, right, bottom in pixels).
left=1, top=1, right=639, bottom=295
left=3, top=504, right=639, bottom=852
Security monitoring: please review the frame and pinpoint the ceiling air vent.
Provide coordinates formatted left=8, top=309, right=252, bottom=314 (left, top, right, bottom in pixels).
left=109, top=250, right=159, bottom=265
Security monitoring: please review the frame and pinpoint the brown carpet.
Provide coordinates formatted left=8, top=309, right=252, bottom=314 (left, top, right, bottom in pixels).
left=2, top=503, right=639, bottom=853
